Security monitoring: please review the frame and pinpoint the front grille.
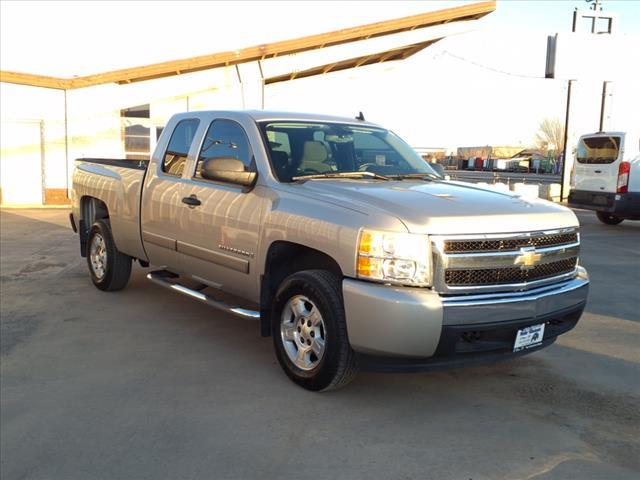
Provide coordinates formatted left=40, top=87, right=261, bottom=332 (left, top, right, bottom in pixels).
left=445, top=257, right=577, bottom=286
left=444, top=232, right=578, bottom=254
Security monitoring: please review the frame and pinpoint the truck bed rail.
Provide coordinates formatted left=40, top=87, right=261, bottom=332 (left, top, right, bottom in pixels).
left=75, top=158, right=149, bottom=170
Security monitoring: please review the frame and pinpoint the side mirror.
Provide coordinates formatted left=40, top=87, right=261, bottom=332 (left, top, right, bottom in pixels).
left=200, top=157, right=257, bottom=187
left=430, top=163, right=445, bottom=178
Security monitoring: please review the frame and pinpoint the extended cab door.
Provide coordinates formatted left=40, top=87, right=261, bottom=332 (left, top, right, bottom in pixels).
left=141, top=117, right=202, bottom=270
left=177, top=118, right=265, bottom=300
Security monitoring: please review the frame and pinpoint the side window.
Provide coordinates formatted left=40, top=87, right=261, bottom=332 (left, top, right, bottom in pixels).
left=162, top=119, right=200, bottom=177
left=195, top=120, right=252, bottom=179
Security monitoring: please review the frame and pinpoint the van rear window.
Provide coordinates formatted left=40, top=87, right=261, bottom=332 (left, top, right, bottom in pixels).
left=576, top=136, right=621, bottom=164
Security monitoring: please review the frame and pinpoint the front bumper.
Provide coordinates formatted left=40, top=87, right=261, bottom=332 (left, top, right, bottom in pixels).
left=568, top=190, right=640, bottom=218
left=342, top=267, right=589, bottom=368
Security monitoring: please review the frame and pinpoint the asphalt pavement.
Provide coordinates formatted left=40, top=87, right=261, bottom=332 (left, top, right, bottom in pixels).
left=1, top=208, right=638, bottom=480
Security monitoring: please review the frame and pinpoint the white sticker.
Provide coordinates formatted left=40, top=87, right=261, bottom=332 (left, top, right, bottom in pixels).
left=513, top=323, right=545, bottom=352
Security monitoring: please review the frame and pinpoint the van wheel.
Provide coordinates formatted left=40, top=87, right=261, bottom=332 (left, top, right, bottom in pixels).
left=272, top=270, right=358, bottom=391
left=87, top=219, right=132, bottom=291
left=596, top=211, right=624, bottom=225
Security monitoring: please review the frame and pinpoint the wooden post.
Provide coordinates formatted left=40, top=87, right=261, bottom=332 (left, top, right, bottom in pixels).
left=40, top=120, right=46, bottom=205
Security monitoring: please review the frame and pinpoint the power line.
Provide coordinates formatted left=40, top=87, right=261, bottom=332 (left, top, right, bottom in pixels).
left=440, top=50, right=547, bottom=80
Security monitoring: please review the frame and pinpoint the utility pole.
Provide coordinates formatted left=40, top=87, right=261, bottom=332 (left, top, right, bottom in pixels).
left=559, top=80, right=574, bottom=202
left=556, top=0, right=618, bottom=201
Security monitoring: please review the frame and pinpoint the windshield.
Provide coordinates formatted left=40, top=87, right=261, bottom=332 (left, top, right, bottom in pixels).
left=259, top=121, right=435, bottom=182
left=576, top=136, right=621, bottom=164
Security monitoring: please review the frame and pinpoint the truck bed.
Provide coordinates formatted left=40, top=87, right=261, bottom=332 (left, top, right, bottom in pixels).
left=73, top=158, right=149, bottom=260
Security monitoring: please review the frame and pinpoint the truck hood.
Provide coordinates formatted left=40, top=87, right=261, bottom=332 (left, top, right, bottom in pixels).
left=293, top=179, right=578, bottom=234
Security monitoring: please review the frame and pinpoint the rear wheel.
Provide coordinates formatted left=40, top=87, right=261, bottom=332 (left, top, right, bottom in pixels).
left=87, top=219, right=132, bottom=291
left=596, top=211, right=624, bottom=225
left=272, top=270, right=358, bottom=391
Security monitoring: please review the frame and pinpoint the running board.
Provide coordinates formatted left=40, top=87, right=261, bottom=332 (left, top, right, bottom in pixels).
left=146, top=271, right=260, bottom=320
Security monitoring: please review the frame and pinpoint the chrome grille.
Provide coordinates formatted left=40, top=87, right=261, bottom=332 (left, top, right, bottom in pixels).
left=445, top=257, right=578, bottom=286
left=431, top=228, right=580, bottom=294
left=444, top=232, right=578, bottom=253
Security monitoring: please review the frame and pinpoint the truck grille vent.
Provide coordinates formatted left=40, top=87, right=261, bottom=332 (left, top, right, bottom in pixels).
left=444, top=233, right=578, bottom=254
left=445, top=257, right=578, bottom=286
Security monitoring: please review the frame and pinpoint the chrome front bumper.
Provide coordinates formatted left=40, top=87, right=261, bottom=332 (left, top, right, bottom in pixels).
left=343, top=267, right=589, bottom=358
left=441, top=266, right=589, bottom=326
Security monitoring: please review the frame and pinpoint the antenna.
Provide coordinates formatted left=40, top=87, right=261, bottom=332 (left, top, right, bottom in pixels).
left=355, top=111, right=365, bottom=121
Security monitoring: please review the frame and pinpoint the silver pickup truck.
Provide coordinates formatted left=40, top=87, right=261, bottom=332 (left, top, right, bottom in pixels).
left=71, top=110, right=589, bottom=391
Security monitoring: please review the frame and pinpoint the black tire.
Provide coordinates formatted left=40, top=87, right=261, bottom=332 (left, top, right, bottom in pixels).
left=271, top=270, right=358, bottom=391
left=596, top=211, right=624, bottom=225
left=86, top=219, right=132, bottom=291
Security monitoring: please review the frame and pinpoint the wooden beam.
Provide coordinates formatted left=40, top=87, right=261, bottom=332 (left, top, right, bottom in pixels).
left=354, top=55, right=374, bottom=68
left=265, top=40, right=437, bottom=85
left=0, top=1, right=495, bottom=90
left=377, top=48, right=406, bottom=64
left=0, top=71, right=72, bottom=90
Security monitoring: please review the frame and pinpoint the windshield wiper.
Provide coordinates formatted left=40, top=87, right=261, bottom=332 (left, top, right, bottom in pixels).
left=291, top=171, right=390, bottom=181
left=388, top=173, right=440, bottom=181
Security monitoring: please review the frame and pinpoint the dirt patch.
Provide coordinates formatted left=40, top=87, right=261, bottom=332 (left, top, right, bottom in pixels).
left=0, top=312, right=42, bottom=356
left=508, top=365, right=640, bottom=472
left=18, top=261, right=67, bottom=275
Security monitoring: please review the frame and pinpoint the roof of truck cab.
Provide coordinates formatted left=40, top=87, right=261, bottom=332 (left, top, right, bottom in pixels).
left=173, top=110, right=383, bottom=128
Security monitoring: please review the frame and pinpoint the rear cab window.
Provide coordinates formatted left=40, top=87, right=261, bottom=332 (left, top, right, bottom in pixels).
left=577, top=136, right=621, bottom=164
left=162, top=119, right=200, bottom=176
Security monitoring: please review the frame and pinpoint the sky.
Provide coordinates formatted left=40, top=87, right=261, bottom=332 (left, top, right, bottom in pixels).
left=1, top=0, right=639, bottom=148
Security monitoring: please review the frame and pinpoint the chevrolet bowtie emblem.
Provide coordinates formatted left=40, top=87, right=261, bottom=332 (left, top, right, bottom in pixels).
left=514, top=247, right=542, bottom=270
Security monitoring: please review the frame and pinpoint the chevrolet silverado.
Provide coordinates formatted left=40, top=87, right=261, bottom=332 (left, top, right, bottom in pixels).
left=71, top=110, right=589, bottom=391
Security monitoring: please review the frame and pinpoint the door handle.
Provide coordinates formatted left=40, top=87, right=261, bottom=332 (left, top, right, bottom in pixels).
left=182, top=195, right=201, bottom=207
left=594, top=170, right=602, bottom=173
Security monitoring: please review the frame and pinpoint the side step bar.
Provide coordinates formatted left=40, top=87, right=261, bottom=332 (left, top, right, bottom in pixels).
left=147, top=271, right=260, bottom=320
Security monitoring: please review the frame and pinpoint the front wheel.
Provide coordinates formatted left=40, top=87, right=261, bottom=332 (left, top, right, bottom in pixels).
left=596, top=211, right=624, bottom=225
left=87, top=219, right=132, bottom=291
left=272, top=270, right=358, bottom=391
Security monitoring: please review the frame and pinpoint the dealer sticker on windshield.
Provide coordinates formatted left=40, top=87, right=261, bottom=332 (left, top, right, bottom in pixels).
left=513, top=323, right=545, bottom=352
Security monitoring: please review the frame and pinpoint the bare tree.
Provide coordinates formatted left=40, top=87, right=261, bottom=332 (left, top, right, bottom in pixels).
left=535, top=118, right=565, bottom=157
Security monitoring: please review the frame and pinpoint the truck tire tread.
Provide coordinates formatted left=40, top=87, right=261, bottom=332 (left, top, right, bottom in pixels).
left=272, top=269, right=358, bottom=391
left=312, top=270, right=359, bottom=392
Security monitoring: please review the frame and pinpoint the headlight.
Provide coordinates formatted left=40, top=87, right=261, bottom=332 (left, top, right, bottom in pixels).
left=357, top=229, right=431, bottom=286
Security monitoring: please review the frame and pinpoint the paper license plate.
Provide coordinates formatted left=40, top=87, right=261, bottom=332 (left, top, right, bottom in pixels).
left=513, top=323, right=545, bottom=352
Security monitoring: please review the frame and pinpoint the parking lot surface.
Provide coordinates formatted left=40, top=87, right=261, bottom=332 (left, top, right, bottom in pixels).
left=1, top=208, right=638, bottom=480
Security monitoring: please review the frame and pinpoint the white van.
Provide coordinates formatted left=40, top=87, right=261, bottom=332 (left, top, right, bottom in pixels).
left=569, top=131, right=640, bottom=225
